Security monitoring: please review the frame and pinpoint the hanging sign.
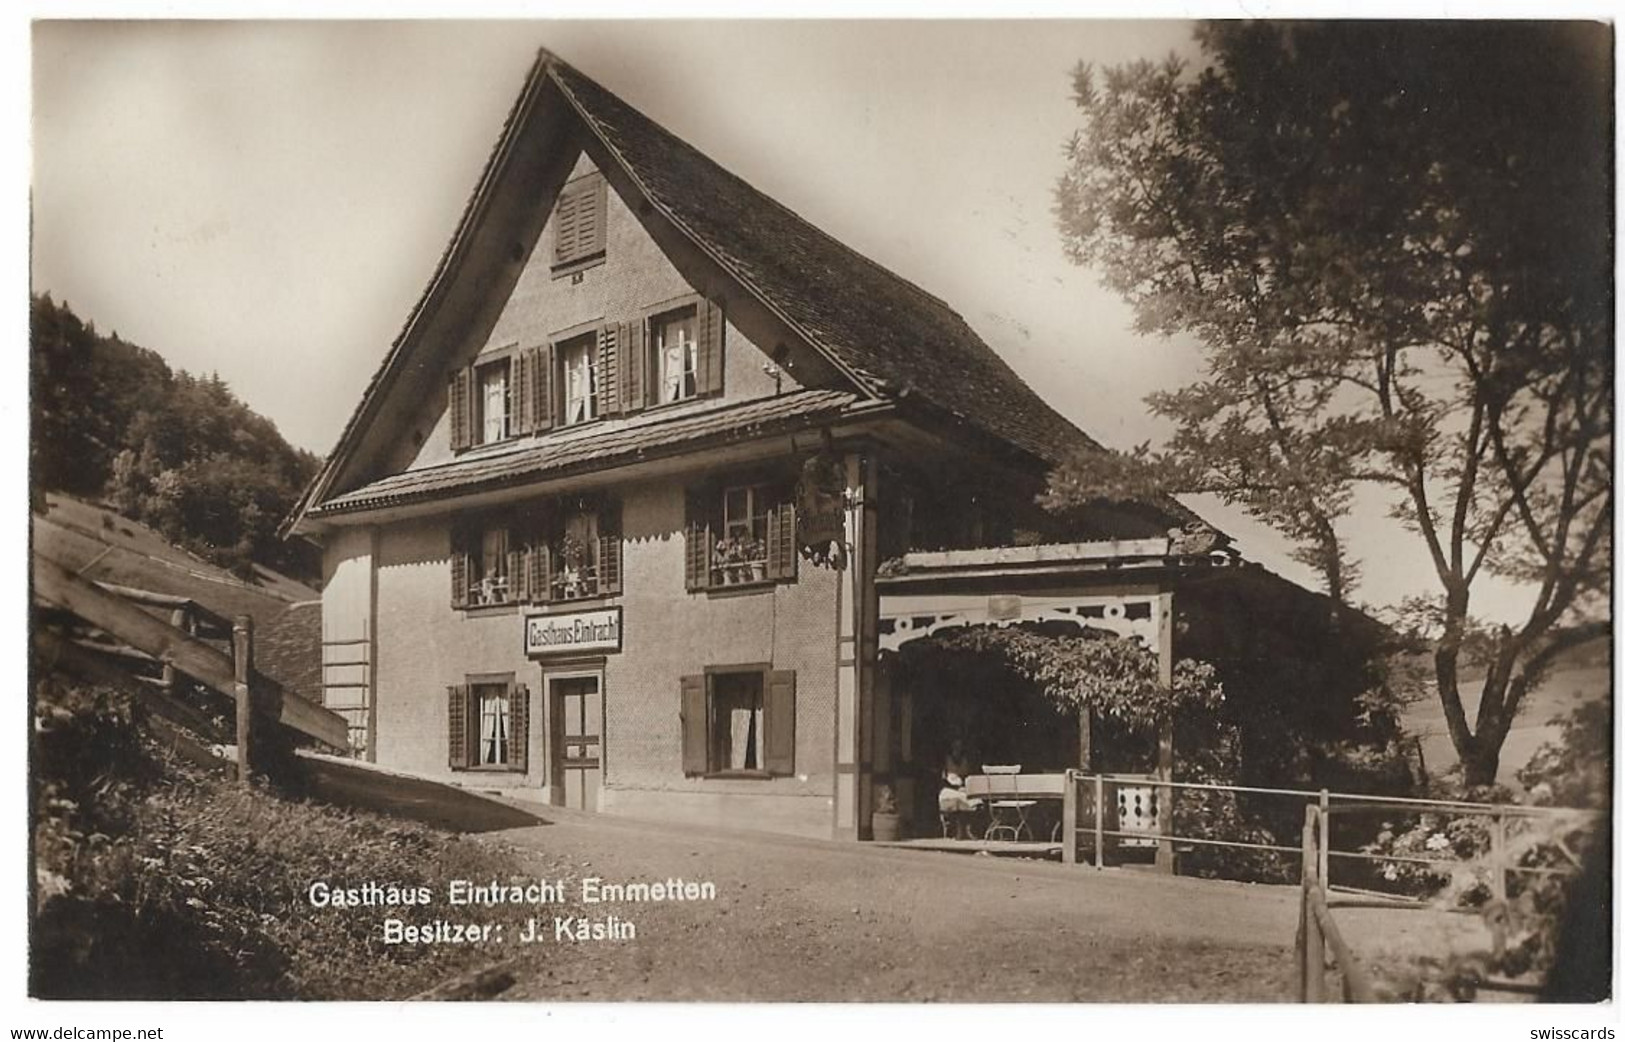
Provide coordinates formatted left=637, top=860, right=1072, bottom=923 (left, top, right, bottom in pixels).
left=525, top=608, right=622, bottom=657
left=796, top=450, right=847, bottom=568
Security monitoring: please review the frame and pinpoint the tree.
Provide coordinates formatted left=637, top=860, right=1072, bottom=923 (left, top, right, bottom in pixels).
left=31, top=295, right=323, bottom=582
left=1049, top=22, right=1611, bottom=786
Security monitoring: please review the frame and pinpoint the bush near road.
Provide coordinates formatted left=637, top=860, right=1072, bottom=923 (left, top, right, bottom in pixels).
left=31, top=671, right=550, bottom=999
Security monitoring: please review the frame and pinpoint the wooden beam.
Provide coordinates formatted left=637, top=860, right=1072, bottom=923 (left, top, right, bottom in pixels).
left=33, top=627, right=233, bottom=744
left=34, top=556, right=349, bottom=749
left=92, top=580, right=232, bottom=633
left=1155, top=590, right=1176, bottom=874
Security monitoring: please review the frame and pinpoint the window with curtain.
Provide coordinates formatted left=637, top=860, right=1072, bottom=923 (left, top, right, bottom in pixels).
left=653, top=307, right=698, bottom=404
left=709, top=671, right=764, bottom=772
left=559, top=333, right=598, bottom=426
left=475, top=682, right=511, bottom=766
left=553, top=505, right=602, bottom=601
left=471, top=526, right=510, bottom=606
left=477, top=360, right=509, bottom=444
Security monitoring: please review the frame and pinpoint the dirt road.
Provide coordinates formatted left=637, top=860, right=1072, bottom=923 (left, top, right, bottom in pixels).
left=482, top=807, right=1299, bottom=1002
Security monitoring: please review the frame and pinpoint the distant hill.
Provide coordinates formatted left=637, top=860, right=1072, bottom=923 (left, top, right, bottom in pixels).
left=1401, top=636, right=1612, bottom=792
left=30, top=293, right=321, bottom=583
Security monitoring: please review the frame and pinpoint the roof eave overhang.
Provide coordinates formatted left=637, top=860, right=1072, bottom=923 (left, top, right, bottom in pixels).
left=300, top=397, right=897, bottom=531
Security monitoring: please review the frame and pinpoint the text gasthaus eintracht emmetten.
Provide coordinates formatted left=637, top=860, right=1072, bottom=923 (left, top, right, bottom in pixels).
left=306, top=877, right=718, bottom=945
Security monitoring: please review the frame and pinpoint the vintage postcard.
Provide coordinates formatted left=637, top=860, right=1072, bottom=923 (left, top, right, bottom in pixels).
left=24, top=16, right=1614, bottom=1032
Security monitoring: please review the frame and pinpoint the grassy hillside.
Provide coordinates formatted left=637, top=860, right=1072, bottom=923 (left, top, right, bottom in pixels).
left=1400, top=637, right=1611, bottom=792
left=34, top=491, right=313, bottom=623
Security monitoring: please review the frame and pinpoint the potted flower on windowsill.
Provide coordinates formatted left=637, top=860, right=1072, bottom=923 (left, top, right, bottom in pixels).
left=714, top=536, right=768, bottom=585
left=558, top=533, right=589, bottom=599
left=871, top=783, right=902, bottom=842
left=743, top=537, right=767, bottom=582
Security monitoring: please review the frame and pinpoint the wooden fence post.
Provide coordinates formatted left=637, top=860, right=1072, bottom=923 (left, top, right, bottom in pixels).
left=1490, top=812, right=1507, bottom=903
left=1063, top=770, right=1077, bottom=865
left=233, top=615, right=253, bottom=785
left=162, top=607, right=186, bottom=690
left=1094, top=773, right=1106, bottom=870
left=1318, top=789, right=1331, bottom=889
left=1302, top=804, right=1325, bottom=1002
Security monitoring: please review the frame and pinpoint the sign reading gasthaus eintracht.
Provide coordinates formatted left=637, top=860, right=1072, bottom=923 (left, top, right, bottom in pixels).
left=525, top=608, right=623, bottom=656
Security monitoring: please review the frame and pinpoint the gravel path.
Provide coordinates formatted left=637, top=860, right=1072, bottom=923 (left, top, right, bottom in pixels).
left=479, top=806, right=1299, bottom=1002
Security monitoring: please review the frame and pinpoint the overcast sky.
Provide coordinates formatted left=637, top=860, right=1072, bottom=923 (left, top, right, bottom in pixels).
left=30, top=19, right=1546, bottom=623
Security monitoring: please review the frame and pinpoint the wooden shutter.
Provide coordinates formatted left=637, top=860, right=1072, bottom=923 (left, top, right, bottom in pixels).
left=532, top=541, right=552, bottom=604
left=510, top=683, right=530, bottom=773
left=554, top=175, right=606, bottom=265
left=511, top=351, right=534, bottom=437
left=766, top=501, right=798, bottom=581
left=507, top=535, right=525, bottom=604
left=553, top=186, right=581, bottom=265
left=680, top=674, right=708, bottom=777
left=622, top=320, right=646, bottom=414
left=450, top=524, right=469, bottom=609
left=684, top=488, right=712, bottom=591
left=582, top=174, right=607, bottom=257
left=527, top=346, right=553, bottom=432
left=598, top=499, right=623, bottom=595
left=449, top=368, right=473, bottom=451
left=697, top=297, right=724, bottom=396
left=448, top=684, right=469, bottom=769
left=764, top=670, right=796, bottom=776
left=597, top=324, right=621, bottom=417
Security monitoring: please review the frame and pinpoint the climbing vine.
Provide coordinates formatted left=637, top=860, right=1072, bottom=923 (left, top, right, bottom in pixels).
left=927, top=626, right=1222, bottom=731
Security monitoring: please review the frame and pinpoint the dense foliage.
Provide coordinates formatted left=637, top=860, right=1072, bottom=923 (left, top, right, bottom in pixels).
left=1049, top=23, right=1612, bottom=786
left=928, top=625, right=1222, bottom=729
left=32, top=671, right=533, bottom=999
left=1357, top=703, right=1610, bottom=1000
left=31, top=294, right=322, bottom=581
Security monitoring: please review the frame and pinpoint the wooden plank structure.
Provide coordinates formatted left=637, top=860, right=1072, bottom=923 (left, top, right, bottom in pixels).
left=33, top=555, right=350, bottom=770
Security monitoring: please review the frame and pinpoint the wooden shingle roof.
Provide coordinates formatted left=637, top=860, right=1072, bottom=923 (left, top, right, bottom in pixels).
left=290, top=47, right=1198, bottom=532
left=548, top=56, right=1106, bottom=468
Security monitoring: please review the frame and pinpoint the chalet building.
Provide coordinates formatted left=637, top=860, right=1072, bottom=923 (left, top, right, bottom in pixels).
left=288, top=49, right=1353, bottom=843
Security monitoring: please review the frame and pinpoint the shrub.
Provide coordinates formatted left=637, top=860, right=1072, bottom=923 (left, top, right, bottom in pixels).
left=32, top=671, right=546, bottom=999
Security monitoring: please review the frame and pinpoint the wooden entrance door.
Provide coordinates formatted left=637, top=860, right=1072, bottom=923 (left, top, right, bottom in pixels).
left=550, top=675, right=601, bottom=810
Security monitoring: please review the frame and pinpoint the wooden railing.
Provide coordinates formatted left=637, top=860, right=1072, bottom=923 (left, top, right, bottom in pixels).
left=33, top=555, right=349, bottom=777
left=1298, top=805, right=1376, bottom=1001
left=1058, top=770, right=1602, bottom=1001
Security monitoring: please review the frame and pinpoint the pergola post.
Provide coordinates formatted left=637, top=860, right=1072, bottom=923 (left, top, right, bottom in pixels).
left=1155, top=590, right=1176, bottom=874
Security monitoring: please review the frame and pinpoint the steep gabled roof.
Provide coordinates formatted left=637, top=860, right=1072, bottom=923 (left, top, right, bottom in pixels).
left=288, top=47, right=1171, bottom=534
left=547, top=57, right=1108, bottom=467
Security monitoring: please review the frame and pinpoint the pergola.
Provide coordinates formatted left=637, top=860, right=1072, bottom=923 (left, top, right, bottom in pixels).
left=869, top=536, right=1244, bottom=867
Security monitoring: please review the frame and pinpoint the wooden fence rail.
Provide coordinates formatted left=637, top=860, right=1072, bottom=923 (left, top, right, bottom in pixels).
left=1299, top=805, right=1376, bottom=1002
left=1057, top=771, right=1600, bottom=1001
left=33, top=555, right=350, bottom=757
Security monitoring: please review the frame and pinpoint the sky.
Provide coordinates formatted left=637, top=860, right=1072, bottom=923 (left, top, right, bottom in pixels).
left=29, top=18, right=1552, bottom=623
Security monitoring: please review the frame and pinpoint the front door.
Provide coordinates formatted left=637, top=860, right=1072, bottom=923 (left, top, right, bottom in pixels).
left=550, top=674, right=602, bottom=810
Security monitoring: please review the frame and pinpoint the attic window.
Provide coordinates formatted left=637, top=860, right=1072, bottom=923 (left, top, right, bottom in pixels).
left=553, top=173, right=607, bottom=273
